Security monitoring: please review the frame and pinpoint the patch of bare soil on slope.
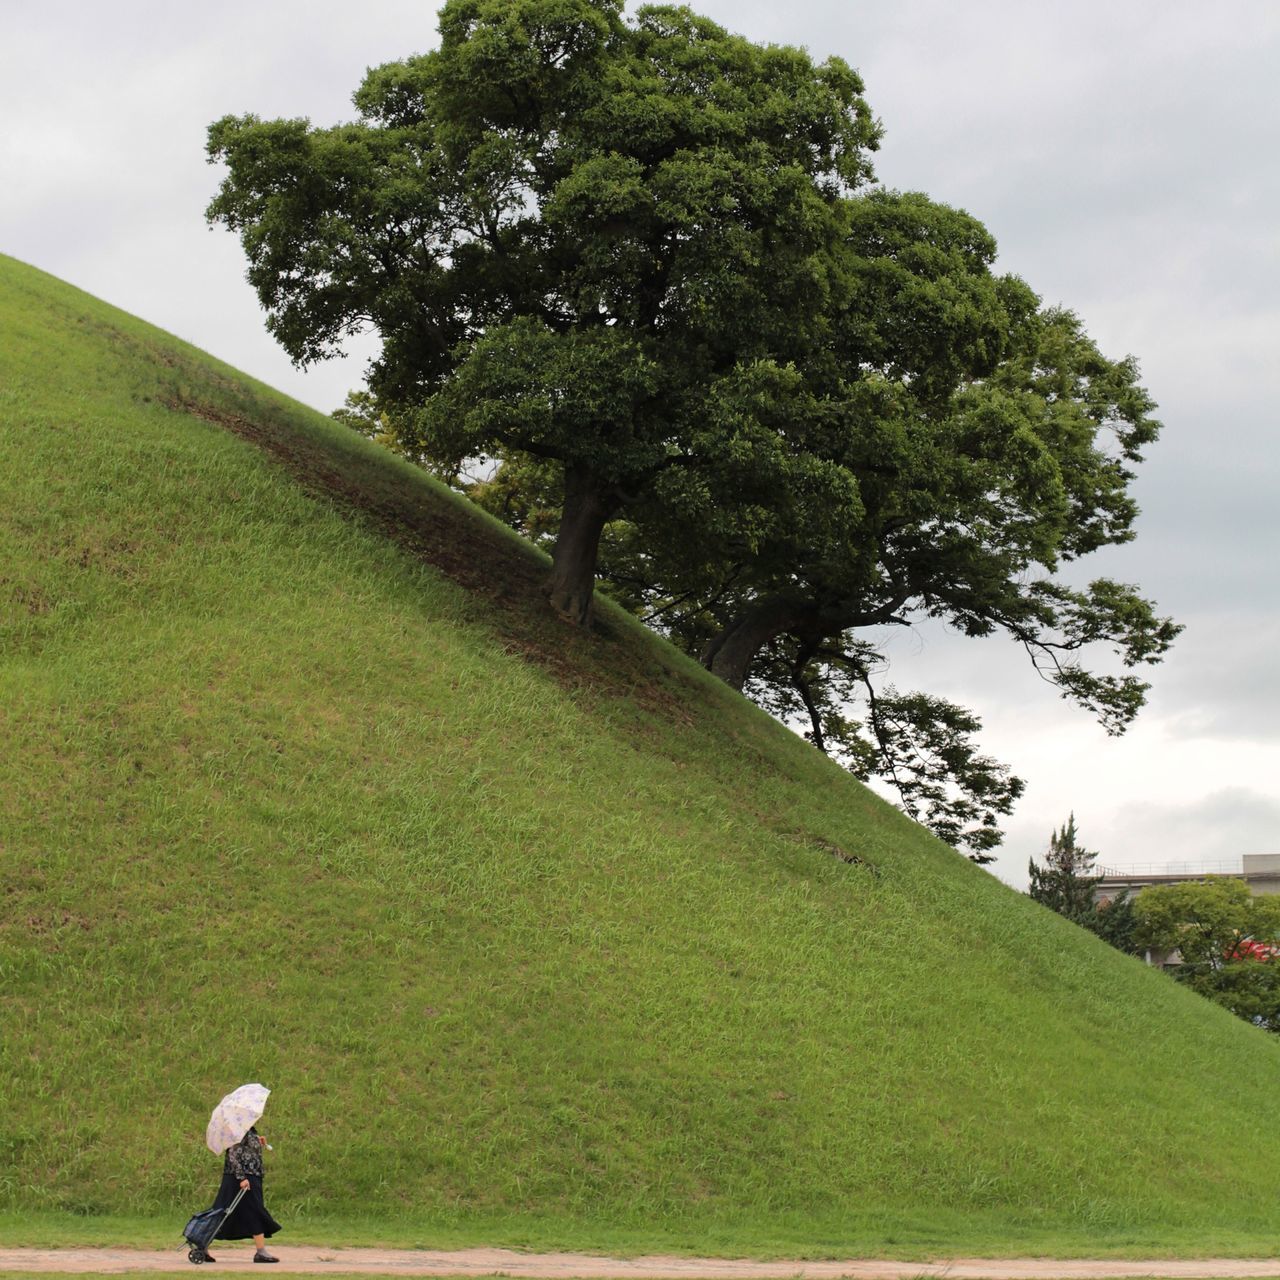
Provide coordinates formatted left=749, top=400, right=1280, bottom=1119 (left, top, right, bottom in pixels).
left=162, top=391, right=696, bottom=729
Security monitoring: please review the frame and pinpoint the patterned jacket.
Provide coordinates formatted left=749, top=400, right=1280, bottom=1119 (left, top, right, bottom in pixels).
left=225, top=1127, right=265, bottom=1181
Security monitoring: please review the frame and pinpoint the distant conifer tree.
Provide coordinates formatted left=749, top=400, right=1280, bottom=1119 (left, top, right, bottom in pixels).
left=1029, top=814, right=1101, bottom=925
left=1027, top=816, right=1140, bottom=952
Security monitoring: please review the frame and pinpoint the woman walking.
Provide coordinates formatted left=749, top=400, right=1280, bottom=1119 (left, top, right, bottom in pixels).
left=209, top=1126, right=281, bottom=1263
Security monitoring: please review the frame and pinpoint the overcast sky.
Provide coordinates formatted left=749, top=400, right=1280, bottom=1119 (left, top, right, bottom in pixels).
left=3, top=1, right=1278, bottom=889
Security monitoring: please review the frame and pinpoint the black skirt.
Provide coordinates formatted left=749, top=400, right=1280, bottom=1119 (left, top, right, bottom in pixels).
left=212, top=1170, right=281, bottom=1240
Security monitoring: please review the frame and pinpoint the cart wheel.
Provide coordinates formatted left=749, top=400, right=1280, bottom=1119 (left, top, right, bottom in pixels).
left=189, top=1248, right=204, bottom=1264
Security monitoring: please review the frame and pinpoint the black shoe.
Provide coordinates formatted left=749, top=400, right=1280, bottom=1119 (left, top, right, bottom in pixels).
left=202, top=1252, right=216, bottom=1263
left=253, top=1250, right=278, bottom=1264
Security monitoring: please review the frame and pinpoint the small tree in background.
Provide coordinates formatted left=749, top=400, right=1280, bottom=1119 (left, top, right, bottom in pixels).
left=1026, top=815, right=1140, bottom=952
left=1134, top=878, right=1280, bottom=970
left=1134, top=879, right=1280, bottom=1032
left=1028, top=814, right=1099, bottom=923
left=1090, top=889, right=1138, bottom=954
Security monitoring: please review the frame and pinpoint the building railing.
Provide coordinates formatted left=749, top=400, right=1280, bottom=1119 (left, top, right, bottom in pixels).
left=1096, top=860, right=1245, bottom=879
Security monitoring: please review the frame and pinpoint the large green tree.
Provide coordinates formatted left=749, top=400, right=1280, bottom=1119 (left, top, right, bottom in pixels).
left=440, top=254, right=1177, bottom=851
left=440, top=188, right=1178, bottom=809
left=213, top=0, right=1176, bottom=851
left=206, top=0, right=880, bottom=623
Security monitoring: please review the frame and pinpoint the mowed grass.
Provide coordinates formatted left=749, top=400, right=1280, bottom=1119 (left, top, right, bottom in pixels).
left=3, top=253, right=1280, bottom=1257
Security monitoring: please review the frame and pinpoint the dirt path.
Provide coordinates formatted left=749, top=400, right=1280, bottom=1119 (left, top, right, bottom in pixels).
left=3, top=1249, right=1280, bottom=1278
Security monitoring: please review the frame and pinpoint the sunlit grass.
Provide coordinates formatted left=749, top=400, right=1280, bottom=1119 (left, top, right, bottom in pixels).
left=3, top=253, right=1280, bottom=1256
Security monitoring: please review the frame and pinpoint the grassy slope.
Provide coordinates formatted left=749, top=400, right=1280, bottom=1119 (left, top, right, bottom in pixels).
left=1, top=253, right=1278, bottom=1257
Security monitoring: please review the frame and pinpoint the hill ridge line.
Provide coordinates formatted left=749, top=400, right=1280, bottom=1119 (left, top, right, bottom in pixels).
left=3, top=1249, right=1280, bottom=1278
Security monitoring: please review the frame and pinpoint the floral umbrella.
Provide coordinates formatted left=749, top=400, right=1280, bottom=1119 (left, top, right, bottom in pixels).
left=205, top=1082, right=270, bottom=1155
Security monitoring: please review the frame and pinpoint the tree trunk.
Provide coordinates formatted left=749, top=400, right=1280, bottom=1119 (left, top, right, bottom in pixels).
left=703, top=591, right=911, bottom=692
left=701, top=596, right=818, bottom=690
left=791, top=639, right=827, bottom=753
left=547, top=465, right=616, bottom=626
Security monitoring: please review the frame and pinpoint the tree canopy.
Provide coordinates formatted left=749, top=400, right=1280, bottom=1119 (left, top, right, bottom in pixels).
left=1135, top=878, right=1280, bottom=971
left=207, top=0, right=880, bottom=623
left=1135, top=879, right=1280, bottom=1031
left=213, top=0, right=1177, bottom=856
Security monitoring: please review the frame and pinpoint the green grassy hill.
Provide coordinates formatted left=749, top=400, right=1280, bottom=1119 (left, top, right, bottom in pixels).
left=1, top=253, right=1277, bottom=1257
